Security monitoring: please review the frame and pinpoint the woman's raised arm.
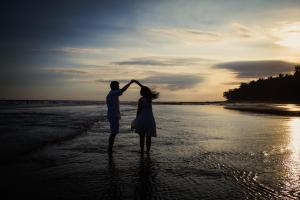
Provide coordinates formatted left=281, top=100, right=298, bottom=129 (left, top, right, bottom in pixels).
left=133, top=80, right=143, bottom=88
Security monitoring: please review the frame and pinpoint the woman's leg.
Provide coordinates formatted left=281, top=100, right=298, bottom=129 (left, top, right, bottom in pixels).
left=139, top=133, right=145, bottom=154
left=146, top=136, right=151, bottom=154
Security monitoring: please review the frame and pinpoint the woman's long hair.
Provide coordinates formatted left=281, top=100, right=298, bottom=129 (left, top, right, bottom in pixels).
left=140, top=86, right=159, bottom=100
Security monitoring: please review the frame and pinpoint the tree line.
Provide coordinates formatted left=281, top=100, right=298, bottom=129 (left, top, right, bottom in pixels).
left=224, top=65, right=300, bottom=102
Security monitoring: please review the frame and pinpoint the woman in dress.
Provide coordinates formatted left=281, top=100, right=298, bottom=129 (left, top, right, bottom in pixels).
left=133, top=80, right=159, bottom=155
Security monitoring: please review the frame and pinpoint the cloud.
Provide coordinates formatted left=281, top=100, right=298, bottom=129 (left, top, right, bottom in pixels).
left=47, top=68, right=89, bottom=74
left=48, top=47, right=118, bottom=54
left=112, top=56, right=217, bottom=66
left=95, top=79, right=129, bottom=84
left=223, top=81, right=242, bottom=85
left=97, top=72, right=204, bottom=90
left=142, top=73, right=204, bottom=90
left=273, top=22, right=300, bottom=50
left=214, top=60, right=295, bottom=78
left=149, top=28, right=221, bottom=43
left=231, top=23, right=254, bottom=38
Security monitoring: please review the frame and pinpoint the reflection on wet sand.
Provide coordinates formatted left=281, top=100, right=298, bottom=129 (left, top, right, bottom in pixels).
left=103, top=155, right=157, bottom=200
left=101, top=156, right=122, bottom=199
left=284, top=118, right=300, bottom=195
left=134, top=156, right=157, bottom=200
left=288, top=118, right=300, bottom=162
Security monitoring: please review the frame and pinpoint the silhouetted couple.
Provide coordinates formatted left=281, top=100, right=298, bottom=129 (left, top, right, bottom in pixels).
left=106, top=80, right=159, bottom=156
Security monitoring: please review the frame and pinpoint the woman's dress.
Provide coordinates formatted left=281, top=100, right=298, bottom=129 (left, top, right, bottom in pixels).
left=134, top=98, right=156, bottom=137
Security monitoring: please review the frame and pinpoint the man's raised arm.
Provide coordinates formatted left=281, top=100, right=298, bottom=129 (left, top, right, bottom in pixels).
left=120, top=80, right=134, bottom=93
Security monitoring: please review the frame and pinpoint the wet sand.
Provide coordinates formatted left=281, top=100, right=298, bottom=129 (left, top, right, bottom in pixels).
left=1, top=104, right=300, bottom=199
left=0, top=123, right=246, bottom=200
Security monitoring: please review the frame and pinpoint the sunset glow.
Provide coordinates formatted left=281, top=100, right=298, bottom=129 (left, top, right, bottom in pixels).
left=1, top=1, right=300, bottom=101
left=275, top=22, right=300, bottom=50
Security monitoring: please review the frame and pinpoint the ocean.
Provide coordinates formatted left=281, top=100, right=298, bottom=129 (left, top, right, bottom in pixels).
left=0, top=101, right=299, bottom=199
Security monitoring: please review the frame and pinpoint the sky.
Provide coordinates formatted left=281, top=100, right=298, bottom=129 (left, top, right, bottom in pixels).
left=1, top=0, right=300, bottom=101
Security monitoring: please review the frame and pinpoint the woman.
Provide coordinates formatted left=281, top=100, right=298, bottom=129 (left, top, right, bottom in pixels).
left=133, top=80, right=159, bottom=155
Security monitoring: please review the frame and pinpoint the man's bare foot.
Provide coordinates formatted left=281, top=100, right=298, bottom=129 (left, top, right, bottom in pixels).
left=107, top=148, right=113, bottom=156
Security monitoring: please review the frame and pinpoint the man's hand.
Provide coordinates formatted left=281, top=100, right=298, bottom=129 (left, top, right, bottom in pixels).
left=121, top=80, right=134, bottom=92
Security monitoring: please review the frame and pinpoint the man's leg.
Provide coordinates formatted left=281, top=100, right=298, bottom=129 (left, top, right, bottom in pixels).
left=108, top=134, right=115, bottom=155
left=108, top=118, right=119, bottom=155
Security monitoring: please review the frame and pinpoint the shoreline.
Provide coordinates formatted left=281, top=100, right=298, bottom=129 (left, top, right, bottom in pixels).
left=1, top=100, right=300, bottom=116
left=224, top=103, right=300, bottom=116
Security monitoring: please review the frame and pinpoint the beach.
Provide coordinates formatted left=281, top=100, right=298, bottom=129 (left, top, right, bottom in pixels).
left=1, top=102, right=300, bottom=199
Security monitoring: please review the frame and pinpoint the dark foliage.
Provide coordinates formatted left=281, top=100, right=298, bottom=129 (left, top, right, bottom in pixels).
left=224, top=65, right=300, bottom=102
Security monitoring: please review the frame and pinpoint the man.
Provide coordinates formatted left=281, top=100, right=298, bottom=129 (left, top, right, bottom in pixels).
left=106, top=80, right=134, bottom=155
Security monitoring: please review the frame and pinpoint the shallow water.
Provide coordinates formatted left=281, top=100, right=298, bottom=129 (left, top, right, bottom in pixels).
left=0, top=105, right=103, bottom=161
left=1, top=104, right=300, bottom=199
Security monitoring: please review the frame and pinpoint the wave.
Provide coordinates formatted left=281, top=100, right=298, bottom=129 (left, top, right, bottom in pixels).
left=0, top=105, right=104, bottom=163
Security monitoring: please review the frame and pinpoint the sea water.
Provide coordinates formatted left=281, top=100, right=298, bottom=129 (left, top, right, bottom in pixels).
left=0, top=103, right=299, bottom=199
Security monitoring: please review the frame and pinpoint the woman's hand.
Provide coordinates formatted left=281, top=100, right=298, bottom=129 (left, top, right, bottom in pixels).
left=132, top=79, right=143, bottom=87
